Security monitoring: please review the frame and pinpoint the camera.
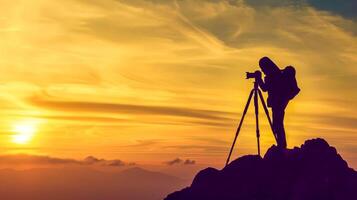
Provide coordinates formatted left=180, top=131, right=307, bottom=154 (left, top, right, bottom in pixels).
left=246, top=70, right=261, bottom=79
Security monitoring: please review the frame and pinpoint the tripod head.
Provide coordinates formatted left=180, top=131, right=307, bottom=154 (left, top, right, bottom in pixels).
left=246, top=70, right=262, bottom=90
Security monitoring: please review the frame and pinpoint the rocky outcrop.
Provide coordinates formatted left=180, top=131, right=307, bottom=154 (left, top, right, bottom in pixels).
left=165, top=138, right=357, bottom=200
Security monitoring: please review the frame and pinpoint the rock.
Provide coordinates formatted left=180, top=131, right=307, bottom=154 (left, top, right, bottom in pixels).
left=165, top=138, right=357, bottom=200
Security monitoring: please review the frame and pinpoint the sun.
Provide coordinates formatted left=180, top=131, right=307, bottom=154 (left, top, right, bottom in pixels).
left=11, top=121, right=37, bottom=144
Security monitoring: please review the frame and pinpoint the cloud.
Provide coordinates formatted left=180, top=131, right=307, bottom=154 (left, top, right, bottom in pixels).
left=164, top=145, right=229, bottom=154
left=305, top=0, right=357, bottom=19
left=244, top=0, right=303, bottom=8
left=165, top=158, right=196, bottom=165
left=0, top=154, right=130, bottom=167
left=83, top=156, right=126, bottom=167
left=19, top=115, right=129, bottom=123
left=107, top=160, right=126, bottom=167
left=83, top=155, right=104, bottom=164
left=166, top=158, right=183, bottom=166
left=0, top=154, right=80, bottom=165
left=244, top=0, right=357, bottom=19
left=184, top=159, right=196, bottom=165
left=28, top=96, right=234, bottom=121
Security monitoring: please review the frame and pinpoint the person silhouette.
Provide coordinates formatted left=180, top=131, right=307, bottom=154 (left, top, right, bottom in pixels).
left=256, top=57, right=296, bottom=149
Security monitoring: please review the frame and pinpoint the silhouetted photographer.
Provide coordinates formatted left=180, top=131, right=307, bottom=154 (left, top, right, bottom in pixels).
left=255, top=57, right=300, bottom=148
left=226, top=57, right=300, bottom=165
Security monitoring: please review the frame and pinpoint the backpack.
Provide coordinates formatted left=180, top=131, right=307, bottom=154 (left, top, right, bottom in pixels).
left=281, top=66, right=300, bottom=100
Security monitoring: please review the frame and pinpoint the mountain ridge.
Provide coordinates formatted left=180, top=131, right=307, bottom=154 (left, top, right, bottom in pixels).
left=0, top=166, right=187, bottom=200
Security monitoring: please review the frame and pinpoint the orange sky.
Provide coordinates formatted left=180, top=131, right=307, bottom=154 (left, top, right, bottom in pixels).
left=0, top=0, right=356, bottom=169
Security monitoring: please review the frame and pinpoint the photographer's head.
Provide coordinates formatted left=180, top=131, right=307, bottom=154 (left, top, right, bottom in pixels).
left=259, top=57, right=280, bottom=76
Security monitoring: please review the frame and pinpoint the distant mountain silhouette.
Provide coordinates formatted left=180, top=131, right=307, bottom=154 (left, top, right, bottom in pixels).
left=0, top=166, right=187, bottom=200
left=165, top=138, right=357, bottom=200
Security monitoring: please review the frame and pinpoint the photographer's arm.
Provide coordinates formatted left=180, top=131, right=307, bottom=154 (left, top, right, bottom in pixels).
left=256, top=76, right=268, bottom=92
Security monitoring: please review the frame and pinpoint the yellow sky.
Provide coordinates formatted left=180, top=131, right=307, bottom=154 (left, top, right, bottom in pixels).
left=0, top=0, right=356, bottom=168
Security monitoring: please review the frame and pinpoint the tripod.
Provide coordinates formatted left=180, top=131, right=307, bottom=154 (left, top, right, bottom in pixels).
left=225, top=81, right=277, bottom=166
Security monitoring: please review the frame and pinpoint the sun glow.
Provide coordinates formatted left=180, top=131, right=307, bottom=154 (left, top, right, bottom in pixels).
left=11, top=121, right=38, bottom=144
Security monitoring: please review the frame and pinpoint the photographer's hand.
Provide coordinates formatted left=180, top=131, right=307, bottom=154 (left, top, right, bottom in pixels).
left=255, top=71, right=267, bottom=92
left=255, top=70, right=262, bottom=80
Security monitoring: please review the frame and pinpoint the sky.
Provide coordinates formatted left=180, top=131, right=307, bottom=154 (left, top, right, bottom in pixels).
left=0, top=0, right=357, bottom=169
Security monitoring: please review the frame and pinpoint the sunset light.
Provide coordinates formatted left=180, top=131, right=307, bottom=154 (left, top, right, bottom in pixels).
left=11, top=121, right=37, bottom=144
left=0, top=0, right=356, bottom=199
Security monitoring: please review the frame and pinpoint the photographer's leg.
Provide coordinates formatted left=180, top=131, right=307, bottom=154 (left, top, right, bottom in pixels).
left=279, top=110, right=287, bottom=148
left=272, top=107, right=287, bottom=149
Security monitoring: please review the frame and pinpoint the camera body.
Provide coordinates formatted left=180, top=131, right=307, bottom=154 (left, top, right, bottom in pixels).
left=246, top=70, right=261, bottom=79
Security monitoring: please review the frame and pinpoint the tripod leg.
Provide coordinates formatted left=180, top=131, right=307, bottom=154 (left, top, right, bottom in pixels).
left=225, top=89, right=254, bottom=166
left=257, top=89, right=277, bottom=142
left=254, top=90, right=260, bottom=156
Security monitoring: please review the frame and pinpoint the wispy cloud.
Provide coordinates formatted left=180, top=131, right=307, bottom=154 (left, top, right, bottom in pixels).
left=28, top=96, right=234, bottom=121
